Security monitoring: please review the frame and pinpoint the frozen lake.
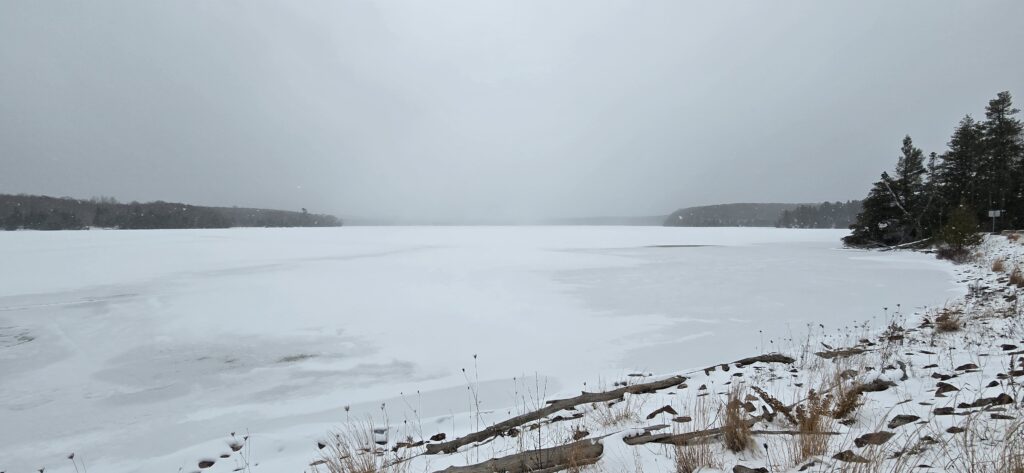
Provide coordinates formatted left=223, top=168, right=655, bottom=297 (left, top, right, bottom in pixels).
left=0, top=226, right=961, bottom=472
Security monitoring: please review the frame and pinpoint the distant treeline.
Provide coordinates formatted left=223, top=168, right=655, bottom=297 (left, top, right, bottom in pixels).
left=775, top=201, right=862, bottom=229
left=844, top=91, right=1023, bottom=248
left=664, top=203, right=800, bottom=227
left=0, top=194, right=342, bottom=231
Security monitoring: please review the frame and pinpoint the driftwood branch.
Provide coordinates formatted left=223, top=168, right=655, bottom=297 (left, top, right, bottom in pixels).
left=623, top=419, right=758, bottom=446
left=751, top=430, right=841, bottom=436
left=733, top=353, right=796, bottom=367
left=425, top=375, right=686, bottom=454
left=434, top=439, right=604, bottom=473
left=622, top=422, right=842, bottom=447
left=878, top=238, right=930, bottom=251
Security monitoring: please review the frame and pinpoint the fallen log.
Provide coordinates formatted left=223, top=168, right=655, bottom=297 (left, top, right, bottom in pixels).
left=425, top=375, right=686, bottom=454
left=878, top=238, right=930, bottom=251
left=734, top=353, right=796, bottom=367
left=434, top=439, right=603, bottom=473
left=815, top=347, right=869, bottom=360
left=622, top=421, right=754, bottom=446
left=623, top=423, right=841, bottom=447
left=750, top=430, right=841, bottom=436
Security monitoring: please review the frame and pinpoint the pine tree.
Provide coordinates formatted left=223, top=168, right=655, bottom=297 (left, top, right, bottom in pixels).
left=845, top=136, right=931, bottom=246
left=934, top=116, right=985, bottom=218
left=979, top=91, right=1023, bottom=228
left=846, top=91, right=1023, bottom=247
left=844, top=178, right=902, bottom=246
left=883, top=136, right=929, bottom=241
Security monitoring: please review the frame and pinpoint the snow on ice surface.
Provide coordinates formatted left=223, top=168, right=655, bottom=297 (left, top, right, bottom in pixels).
left=0, top=226, right=958, bottom=472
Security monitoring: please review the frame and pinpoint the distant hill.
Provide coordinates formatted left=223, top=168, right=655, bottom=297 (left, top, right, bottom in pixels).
left=338, top=215, right=667, bottom=226
left=0, top=194, right=342, bottom=231
left=663, top=203, right=801, bottom=227
left=775, top=200, right=862, bottom=229
left=539, top=215, right=666, bottom=226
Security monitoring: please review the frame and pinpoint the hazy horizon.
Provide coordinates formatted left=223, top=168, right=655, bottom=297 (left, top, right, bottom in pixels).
left=3, top=1, right=1023, bottom=222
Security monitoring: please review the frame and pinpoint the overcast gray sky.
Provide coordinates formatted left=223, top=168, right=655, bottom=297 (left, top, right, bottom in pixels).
left=1, top=1, right=1022, bottom=222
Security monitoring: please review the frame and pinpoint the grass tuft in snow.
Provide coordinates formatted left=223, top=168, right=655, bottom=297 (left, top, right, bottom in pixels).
left=311, top=421, right=408, bottom=473
left=935, top=307, right=964, bottom=333
left=791, top=388, right=834, bottom=463
left=1011, top=266, right=1024, bottom=288
left=721, top=385, right=753, bottom=453
left=993, top=258, right=1007, bottom=273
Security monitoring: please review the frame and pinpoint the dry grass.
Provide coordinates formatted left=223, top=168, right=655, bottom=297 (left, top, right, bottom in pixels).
left=564, top=437, right=596, bottom=473
left=311, top=422, right=408, bottom=473
left=673, top=389, right=723, bottom=473
left=831, top=374, right=862, bottom=421
left=1008, top=233, right=1021, bottom=242
left=936, top=308, right=963, bottom=333
left=994, top=258, right=1008, bottom=273
left=791, top=389, right=834, bottom=462
left=588, top=393, right=644, bottom=428
left=999, top=420, right=1024, bottom=473
left=1011, top=266, right=1024, bottom=288
left=721, top=386, right=752, bottom=453
left=673, top=441, right=719, bottom=473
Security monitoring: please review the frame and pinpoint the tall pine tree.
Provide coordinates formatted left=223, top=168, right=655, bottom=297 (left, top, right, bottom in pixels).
left=885, top=136, right=929, bottom=240
left=979, top=91, right=1023, bottom=229
left=934, top=115, right=984, bottom=218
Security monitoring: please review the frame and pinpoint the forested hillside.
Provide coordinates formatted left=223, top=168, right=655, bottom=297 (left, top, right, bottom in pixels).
left=0, top=194, right=342, bottom=230
left=663, top=203, right=799, bottom=227
left=845, top=91, right=1023, bottom=249
left=775, top=201, right=862, bottom=229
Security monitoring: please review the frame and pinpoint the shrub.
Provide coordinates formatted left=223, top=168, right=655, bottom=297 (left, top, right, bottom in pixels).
left=994, top=258, right=1007, bottom=273
left=935, top=308, right=962, bottom=333
left=1011, top=266, right=1024, bottom=288
left=937, top=207, right=983, bottom=263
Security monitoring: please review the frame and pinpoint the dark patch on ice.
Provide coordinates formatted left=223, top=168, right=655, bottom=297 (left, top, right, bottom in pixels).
left=645, top=244, right=713, bottom=248
left=278, top=353, right=317, bottom=363
left=0, top=327, right=35, bottom=348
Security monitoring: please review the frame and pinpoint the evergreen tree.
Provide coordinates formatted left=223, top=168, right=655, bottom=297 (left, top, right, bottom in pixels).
left=934, top=116, right=985, bottom=220
left=883, top=136, right=928, bottom=241
left=846, top=136, right=931, bottom=246
left=920, top=151, right=943, bottom=236
left=936, top=206, right=983, bottom=262
left=979, top=91, right=1023, bottom=228
left=845, top=91, right=1021, bottom=248
left=844, top=179, right=902, bottom=246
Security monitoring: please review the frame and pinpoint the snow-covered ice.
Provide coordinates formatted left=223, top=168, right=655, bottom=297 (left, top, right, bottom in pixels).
left=0, top=226, right=960, bottom=472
